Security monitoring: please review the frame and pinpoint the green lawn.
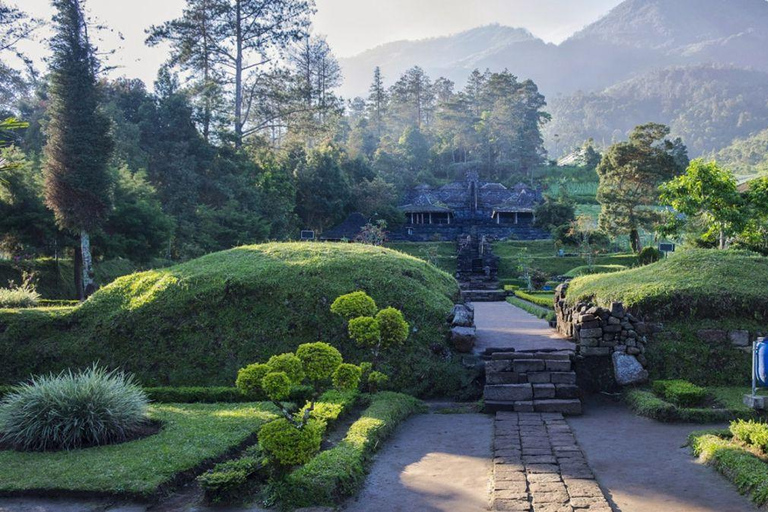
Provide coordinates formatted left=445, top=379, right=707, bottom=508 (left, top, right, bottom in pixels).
left=384, top=242, right=457, bottom=275
left=0, top=402, right=279, bottom=497
left=625, top=386, right=761, bottom=423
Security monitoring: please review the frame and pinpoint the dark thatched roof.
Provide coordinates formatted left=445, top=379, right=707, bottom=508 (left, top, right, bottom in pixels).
left=320, top=213, right=368, bottom=241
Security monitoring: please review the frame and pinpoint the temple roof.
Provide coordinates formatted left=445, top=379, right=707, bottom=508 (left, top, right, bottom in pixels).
left=399, top=190, right=452, bottom=213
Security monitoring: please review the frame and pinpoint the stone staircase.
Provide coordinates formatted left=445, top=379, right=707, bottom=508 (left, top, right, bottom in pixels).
left=483, top=350, right=582, bottom=415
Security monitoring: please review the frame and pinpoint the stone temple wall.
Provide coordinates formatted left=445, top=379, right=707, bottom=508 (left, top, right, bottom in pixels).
left=554, top=283, right=652, bottom=386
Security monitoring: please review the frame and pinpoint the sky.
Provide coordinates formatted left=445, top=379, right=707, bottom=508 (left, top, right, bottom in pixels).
left=15, top=0, right=623, bottom=88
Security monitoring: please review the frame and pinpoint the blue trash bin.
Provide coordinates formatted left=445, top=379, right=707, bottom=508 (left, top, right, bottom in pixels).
left=756, top=339, right=768, bottom=387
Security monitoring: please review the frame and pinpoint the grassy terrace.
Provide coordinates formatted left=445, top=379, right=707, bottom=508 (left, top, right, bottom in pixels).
left=493, top=240, right=638, bottom=279
left=566, top=249, right=768, bottom=320
left=384, top=242, right=457, bottom=275
left=0, top=402, right=279, bottom=497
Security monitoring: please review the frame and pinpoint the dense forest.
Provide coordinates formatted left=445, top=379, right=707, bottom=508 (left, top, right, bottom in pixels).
left=0, top=0, right=549, bottom=265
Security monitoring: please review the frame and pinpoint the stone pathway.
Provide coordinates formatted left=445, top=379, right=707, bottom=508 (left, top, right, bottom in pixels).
left=474, top=302, right=575, bottom=354
left=493, top=412, right=611, bottom=511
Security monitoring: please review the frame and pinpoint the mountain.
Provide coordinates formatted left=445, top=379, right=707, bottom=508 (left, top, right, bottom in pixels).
left=715, top=129, right=768, bottom=178
left=338, top=25, right=555, bottom=100
left=544, top=66, right=768, bottom=158
left=339, top=0, right=768, bottom=99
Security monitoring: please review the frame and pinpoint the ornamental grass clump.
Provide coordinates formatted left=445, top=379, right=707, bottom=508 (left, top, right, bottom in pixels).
left=0, top=273, right=40, bottom=309
left=0, top=365, right=149, bottom=451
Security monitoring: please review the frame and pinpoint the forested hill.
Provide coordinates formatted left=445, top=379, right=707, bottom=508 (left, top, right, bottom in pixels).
left=544, top=66, right=768, bottom=158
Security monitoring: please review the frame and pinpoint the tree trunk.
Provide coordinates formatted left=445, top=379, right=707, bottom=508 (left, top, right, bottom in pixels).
left=80, top=230, right=95, bottom=299
left=630, top=229, right=642, bottom=253
left=234, top=0, right=243, bottom=147
left=720, top=229, right=726, bottom=250
left=74, top=241, right=83, bottom=301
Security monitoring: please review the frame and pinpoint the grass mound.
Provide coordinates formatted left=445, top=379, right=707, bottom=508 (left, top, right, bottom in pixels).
left=563, top=264, right=628, bottom=278
left=565, top=249, right=768, bottom=320
left=0, top=243, right=460, bottom=396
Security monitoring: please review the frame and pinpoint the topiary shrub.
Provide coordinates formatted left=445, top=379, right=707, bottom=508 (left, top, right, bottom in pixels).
left=652, top=379, right=707, bottom=407
left=296, top=342, right=343, bottom=382
left=376, top=308, right=409, bottom=347
left=261, top=372, right=293, bottom=401
left=235, top=363, right=271, bottom=398
left=266, top=353, right=305, bottom=384
left=333, top=364, right=362, bottom=391
left=638, top=247, right=663, bottom=266
left=330, top=291, right=378, bottom=320
left=367, top=371, right=389, bottom=393
left=258, top=418, right=324, bottom=466
left=348, top=317, right=380, bottom=347
left=0, top=365, right=149, bottom=451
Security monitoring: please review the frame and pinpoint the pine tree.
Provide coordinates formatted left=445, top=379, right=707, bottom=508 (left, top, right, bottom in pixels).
left=367, top=66, right=387, bottom=137
left=44, top=0, right=114, bottom=299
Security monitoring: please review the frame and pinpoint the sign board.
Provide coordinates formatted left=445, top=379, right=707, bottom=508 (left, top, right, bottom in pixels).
left=300, top=230, right=315, bottom=241
left=659, top=243, right=676, bottom=253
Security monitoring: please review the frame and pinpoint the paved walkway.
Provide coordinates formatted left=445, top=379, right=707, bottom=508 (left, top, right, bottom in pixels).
left=474, top=302, right=575, bottom=354
left=493, top=412, right=611, bottom=511
left=344, top=412, right=493, bottom=512
left=569, top=395, right=757, bottom=512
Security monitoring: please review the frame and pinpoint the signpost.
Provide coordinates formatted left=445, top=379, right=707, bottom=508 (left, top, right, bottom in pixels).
left=300, top=230, right=315, bottom=242
left=745, top=338, right=768, bottom=410
left=659, top=242, right=676, bottom=254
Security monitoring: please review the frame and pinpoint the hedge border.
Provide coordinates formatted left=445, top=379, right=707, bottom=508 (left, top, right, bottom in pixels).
left=625, top=389, right=757, bottom=423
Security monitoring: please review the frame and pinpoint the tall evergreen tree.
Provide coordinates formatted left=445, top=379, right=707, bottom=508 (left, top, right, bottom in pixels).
left=43, top=0, right=113, bottom=299
left=367, top=66, right=387, bottom=137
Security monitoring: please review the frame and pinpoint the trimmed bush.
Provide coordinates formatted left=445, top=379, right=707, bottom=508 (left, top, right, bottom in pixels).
left=258, top=418, right=324, bottom=466
left=652, top=380, right=707, bottom=407
left=0, top=366, right=149, bottom=451
left=330, top=291, right=378, bottom=320
left=375, top=307, right=409, bottom=346
left=367, top=371, right=389, bottom=392
left=731, top=420, right=768, bottom=452
left=333, top=364, right=362, bottom=391
left=514, top=290, right=555, bottom=309
left=638, top=247, right=663, bottom=266
left=296, top=342, right=343, bottom=382
left=266, top=353, right=304, bottom=384
left=279, top=392, right=423, bottom=508
left=507, top=297, right=556, bottom=323
left=235, top=363, right=271, bottom=398
left=625, top=388, right=754, bottom=423
left=198, top=447, right=265, bottom=503
left=261, top=372, right=292, bottom=401
left=348, top=317, right=380, bottom=347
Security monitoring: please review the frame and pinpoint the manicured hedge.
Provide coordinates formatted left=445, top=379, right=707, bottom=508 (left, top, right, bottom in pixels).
left=625, top=388, right=757, bottom=423
left=652, top=380, right=707, bottom=407
left=507, top=297, right=556, bottom=323
left=514, top=290, right=555, bottom=309
left=278, top=392, right=424, bottom=508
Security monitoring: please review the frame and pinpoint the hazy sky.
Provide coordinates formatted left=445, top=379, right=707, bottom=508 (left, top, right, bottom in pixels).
left=16, top=0, right=623, bottom=87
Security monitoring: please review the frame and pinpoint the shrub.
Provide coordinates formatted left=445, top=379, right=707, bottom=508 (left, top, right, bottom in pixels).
left=258, top=418, right=324, bottom=466
left=0, top=273, right=40, bottom=309
left=266, top=353, right=304, bottom=384
left=330, top=291, right=378, bottom=320
left=638, top=247, right=663, bottom=265
left=367, top=371, right=389, bottom=392
left=375, top=307, right=409, bottom=346
left=514, top=290, right=555, bottom=309
left=235, top=363, right=271, bottom=398
left=0, top=365, right=149, bottom=451
left=348, top=317, right=380, bottom=347
left=198, top=449, right=265, bottom=503
left=261, top=372, right=292, bottom=401
left=652, top=380, right=707, bottom=407
left=296, top=342, right=343, bottom=382
left=333, top=364, right=362, bottom=391
left=730, top=420, right=768, bottom=452
left=530, top=269, right=549, bottom=290
left=279, top=392, right=423, bottom=508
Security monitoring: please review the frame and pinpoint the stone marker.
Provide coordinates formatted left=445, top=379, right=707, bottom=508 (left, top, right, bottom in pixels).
left=612, top=352, right=648, bottom=386
left=451, top=326, right=476, bottom=353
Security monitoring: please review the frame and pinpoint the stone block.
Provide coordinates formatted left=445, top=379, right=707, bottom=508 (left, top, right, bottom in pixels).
left=485, top=384, right=533, bottom=402
left=550, top=372, right=577, bottom=385
left=450, top=304, right=474, bottom=327
left=608, top=316, right=621, bottom=325
left=514, top=401, right=535, bottom=412
left=730, top=330, right=750, bottom=347
left=487, top=360, right=512, bottom=373
left=555, top=384, right=581, bottom=399
left=526, top=372, right=551, bottom=384
left=580, top=320, right=601, bottom=330
left=492, top=352, right=518, bottom=360
left=612, top=352, right=648, bottom=386
left=513, top=359, right=546, bottom=373
left=545, top=360, right=572, bottom=372
left=579, top=328, right=603, bottom=339
left=533, top=399, right=582, bottom=415
left=533, top=383, right=556, bottom=399
left=487, top=372, right=519, bottom=385
left=744, top=394, right=766, bottom=410
left=580, top=337, right=600, bottom=347
left=451, top=326, right=476, bottom=353
left=698, top=329, right=727, bottom=344
left=603, top=324, right=621, bottom=333
left=580, top=347, right=610, bottom=356
left=610, top=302, right=625, bottom=317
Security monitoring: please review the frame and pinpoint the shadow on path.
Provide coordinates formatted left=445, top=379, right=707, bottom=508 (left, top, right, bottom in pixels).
left=569, top=394, right=757, bottom=512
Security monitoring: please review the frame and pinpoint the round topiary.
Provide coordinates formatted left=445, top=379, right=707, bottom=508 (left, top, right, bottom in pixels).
left=347, top=316, right=380, bottom=347
left=375, top=307, right=410, bottom=347
left=638, top=247, right=663, bottom=266
left=0, top=365, right=149, bottom=452
left=261, top=372, right=293, bottom=401
left=266, top=353, right=305, bottom=384
left=235, top=363, right=271, bottom=397
left=332, top=363, right=362, bottom=391
left=258, top=418, right=324, bottom=466
left=367, top=371, right=389, bottom=392
left=330, top=291, right=378, bottom=320
left=296, top=342, right=343, bottom=381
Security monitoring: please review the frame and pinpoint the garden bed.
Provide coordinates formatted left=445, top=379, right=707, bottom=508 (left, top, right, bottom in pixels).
left=506, top=297, right=556, bottom=323
left=625, top=384, right=761, bottom=423
left=0, top=402, right=279, bottom=499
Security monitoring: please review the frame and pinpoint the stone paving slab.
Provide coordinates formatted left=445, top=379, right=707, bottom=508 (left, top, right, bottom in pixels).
left=493, top=412, right=611, bottom=512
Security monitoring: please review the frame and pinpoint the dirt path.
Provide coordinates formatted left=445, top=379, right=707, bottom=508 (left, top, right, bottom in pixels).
left=569, top=394, right=758, bottom=512
left=343, top=412, right=493, bottom=512
left=473, top=301, right=575, bottom=354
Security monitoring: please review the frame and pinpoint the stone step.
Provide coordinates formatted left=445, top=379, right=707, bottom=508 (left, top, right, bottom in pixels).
left=462, top=290, right=507, bottom=302
left=486, top=359, right=573, bottom=374
left=485, top=398, right=582, bottom=415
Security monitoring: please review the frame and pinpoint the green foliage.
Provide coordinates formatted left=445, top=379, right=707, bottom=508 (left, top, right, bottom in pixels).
left=731, top=420, right=768, bottom=452
left=690, top=432, right=768, bottom=506
left=279, top=392, right=424, bottom=508
left=0, top=273, right=40, bottom=308
left=0, top=402, right=279, bottom=496
left=625, top=388, right=753, bottom=423
left=367, top=371, right=389, bottom=393
left=563, top=265, right=627, bottom=278
left=235, top=363, right=271, bottom=398
left=261, top=372, right=292, bottom=401
left=652, top=380, right=707, bottom=407
left=296, top=342, right=343, bottom=382
left=715, top=128, right=768, bottom=178
left=266, top=353, right=304, bottom=385
left=348, top=316, right=380, bottom=347
left=534, top=196, right=576, bottom=231
left=506, top=297, right=556, bottom=323
left=375, top=307, right=409, bottom=347
left=330, top=291, right=378, bottom=320
left=0, top=244, right=461, bottom=396
left=637, top=247, right=662, bottom=265
left=258, top=418, right=324, bottom=466
left=0, top=365, right=148, bottom=452
left=333, top=364, right=362, bottom=391
left=302, top=389, right=359, bottom=425
left=514, top=290, right=554, bottom=309
left=198, top=451, right=264, bottom=503
left=143, top=387, right=252, bottom=403
left=566, top=249, right=768, bottom=321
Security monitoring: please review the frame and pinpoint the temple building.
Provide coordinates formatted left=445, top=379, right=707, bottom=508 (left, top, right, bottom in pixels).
left=390, top=172, right=549, bottom=241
